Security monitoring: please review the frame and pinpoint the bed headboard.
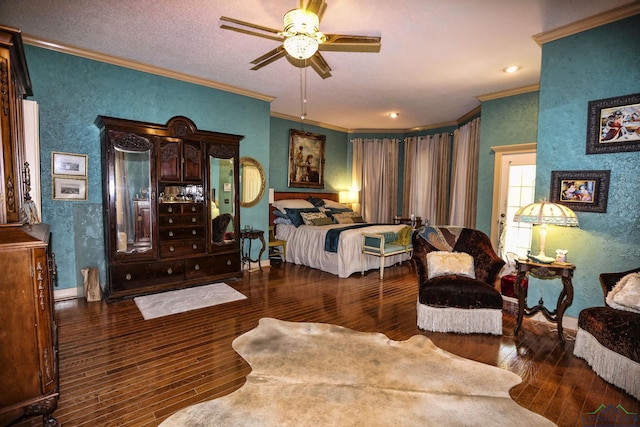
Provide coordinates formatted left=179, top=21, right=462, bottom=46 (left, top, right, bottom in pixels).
left=269, top=191, right=339, bottom=226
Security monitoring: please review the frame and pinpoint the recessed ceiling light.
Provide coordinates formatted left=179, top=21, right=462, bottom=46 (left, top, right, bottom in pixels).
left=503, top=65, right=520, bottom=73
left=389, top=112, right=399, bottom=118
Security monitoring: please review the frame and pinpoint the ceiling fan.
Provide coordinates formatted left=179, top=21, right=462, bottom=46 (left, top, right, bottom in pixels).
left=220, top=0, right=381, bottom=79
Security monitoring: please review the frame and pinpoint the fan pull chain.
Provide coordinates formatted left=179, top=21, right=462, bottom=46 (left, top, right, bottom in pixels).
left=299, top=60, right=308, bottom=130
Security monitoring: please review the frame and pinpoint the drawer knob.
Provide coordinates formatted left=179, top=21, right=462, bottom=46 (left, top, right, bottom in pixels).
left=169, top=231, right=174, bottom=237
left=191, top=206, right=196, bottom=212
left=167, top=268, right=173, bottom=275
left=192, top=230, right=197, bottom=235
left=168, top=218, right=174, bottom=224
left=170, top=246, right=175, bottom=252
left=192, top=244, right=198, bottom=250
left=168, top=207, right=173, bottom=213
left=194, top=264, right=200, bottom=271
left=125, top=273, right=132, bottom=280
left=192, top=217, right=197, bottom=223
left=227, top=260, right=232, bottom=266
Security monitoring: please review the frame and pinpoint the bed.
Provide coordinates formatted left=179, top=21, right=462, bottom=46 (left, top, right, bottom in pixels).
left=270, top=191, right=411, bottom=278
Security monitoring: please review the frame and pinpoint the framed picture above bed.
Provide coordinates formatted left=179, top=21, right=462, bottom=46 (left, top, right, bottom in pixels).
left=288, top=129, right=326, bottom=189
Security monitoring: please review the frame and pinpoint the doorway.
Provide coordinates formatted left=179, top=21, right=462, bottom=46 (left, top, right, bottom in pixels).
left=490, top=143, right=537, bottom=258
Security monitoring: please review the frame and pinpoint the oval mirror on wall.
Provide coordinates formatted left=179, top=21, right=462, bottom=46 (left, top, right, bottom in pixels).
left=240, top=157, right=266, bottom=208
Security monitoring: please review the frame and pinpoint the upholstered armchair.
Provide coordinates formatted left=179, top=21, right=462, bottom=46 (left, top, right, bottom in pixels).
left=573, top=267, right=640, bottom=399
left=411, top=226, right=505, bottom=335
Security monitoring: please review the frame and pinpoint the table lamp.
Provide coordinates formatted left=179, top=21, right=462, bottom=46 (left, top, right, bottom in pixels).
left=513, top=200, right=579, bottom=264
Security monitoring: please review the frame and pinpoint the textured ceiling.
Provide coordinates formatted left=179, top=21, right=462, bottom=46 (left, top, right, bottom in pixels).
left=0, top=0, right=636, bottom=131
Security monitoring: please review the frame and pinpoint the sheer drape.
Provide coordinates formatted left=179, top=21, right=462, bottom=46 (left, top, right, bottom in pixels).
left=402, top=133, right=451, bottom=225
left=449, top=117, right=480, bottom=227
left=351, top=138, right=399, bottom=223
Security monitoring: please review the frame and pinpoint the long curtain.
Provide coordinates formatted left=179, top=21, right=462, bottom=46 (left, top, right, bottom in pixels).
left=402, top=133, right=451, bottom=226
left=351, top=138, right=399, bottom=223
left=449, top=117, right=480, bottom=227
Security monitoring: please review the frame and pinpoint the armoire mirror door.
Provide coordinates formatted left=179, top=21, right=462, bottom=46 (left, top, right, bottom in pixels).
left=109, top=132, right=155, bottom=261
left=209, top=147, right=237, bottom=248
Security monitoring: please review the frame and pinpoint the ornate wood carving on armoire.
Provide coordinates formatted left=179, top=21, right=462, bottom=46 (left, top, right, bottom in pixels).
left=0, top=26, right=60, bottom=426
left=96, top=115, right=244, bottom=300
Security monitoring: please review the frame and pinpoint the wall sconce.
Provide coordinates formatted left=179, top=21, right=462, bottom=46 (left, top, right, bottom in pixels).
left=268, top=188, right=275, bottom=205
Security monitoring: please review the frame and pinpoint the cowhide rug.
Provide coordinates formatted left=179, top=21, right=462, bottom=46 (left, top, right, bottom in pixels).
left=160, top=318, right=555, bottom=426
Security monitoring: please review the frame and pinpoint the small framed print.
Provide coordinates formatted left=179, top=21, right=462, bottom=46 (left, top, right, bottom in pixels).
left=53, top=177, right=87, bottom=201
left=586, top=92, right=640, bottom=154
left=52, top=152, right=87, bottom=176
left=550, top=170, right=610, bottom=213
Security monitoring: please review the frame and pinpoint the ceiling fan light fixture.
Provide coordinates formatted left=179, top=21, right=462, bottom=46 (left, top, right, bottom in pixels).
left=282, top=8, right=323, bottom=60
left=284, top=34, right=319, bottom=59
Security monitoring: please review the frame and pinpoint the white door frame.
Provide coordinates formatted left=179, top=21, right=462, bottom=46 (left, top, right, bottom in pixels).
left=490, top=142, right=537, bottom=249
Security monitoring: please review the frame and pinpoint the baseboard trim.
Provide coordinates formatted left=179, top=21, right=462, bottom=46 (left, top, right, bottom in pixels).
left=54, top=287, right=80, bottom=301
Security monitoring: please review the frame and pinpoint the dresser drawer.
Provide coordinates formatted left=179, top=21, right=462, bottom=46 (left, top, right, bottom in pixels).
left=160, top=239, right=206, bottom=258
left=160, top=226, right=205, bottom=241
left=159, top=214, right=204, bottom=227
left=110, top=260, right=185, bottom=290
left=185, top=254, right=241, bottom=279
left=159, top=202, right=203, bottom=214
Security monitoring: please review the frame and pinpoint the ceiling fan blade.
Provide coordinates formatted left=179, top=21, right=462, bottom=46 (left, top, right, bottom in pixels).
left=250, top=46, right=287, bottom=70
left=220, top=16, right=280, bottom=34
left=220, top=16, right=283, bottom=42
left=320, top=34, right=381, bottom=52
left=308, top=52, right=332, bottom=79
left=220, top=24, right=284, bottom=43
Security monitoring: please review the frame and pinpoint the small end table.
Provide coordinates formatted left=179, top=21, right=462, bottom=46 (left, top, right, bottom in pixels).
left=514, top=259, right=575, bottom=344
left=240, top=228, right=265, bottom=272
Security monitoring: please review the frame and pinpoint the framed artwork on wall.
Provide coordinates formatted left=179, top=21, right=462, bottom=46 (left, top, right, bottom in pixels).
left=52, top=152, right=88, bottom=176
left=586, top=92, right=640, bottom=154
left=549, top=170, right=610, bottom=213
left=288, top=129, right=326, bottom=189
left=52, top=176, right=88, bottom=201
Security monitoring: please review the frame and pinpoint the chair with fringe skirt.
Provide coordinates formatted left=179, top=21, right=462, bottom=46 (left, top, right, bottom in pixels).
left=410, top=226, right=505, bottom=335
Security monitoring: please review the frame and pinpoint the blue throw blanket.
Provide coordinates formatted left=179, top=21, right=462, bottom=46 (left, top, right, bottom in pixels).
left=324, top=224, right=382, bottom=253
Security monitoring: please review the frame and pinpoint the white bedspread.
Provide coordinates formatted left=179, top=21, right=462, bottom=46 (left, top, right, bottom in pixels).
left=276, top=223, right=411, bottom=278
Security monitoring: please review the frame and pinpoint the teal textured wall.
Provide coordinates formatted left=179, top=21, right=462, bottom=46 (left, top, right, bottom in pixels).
left=269, top=118, right=350, bottom=193
left=25, top=45, right=271, bottom=291
left=477, top=91, right=540, bottom=233
left=535, top=15, right=640, bottom=317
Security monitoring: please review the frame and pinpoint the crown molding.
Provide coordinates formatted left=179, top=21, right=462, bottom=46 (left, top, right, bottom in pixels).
left=477, top=84, right=540, bottom=102
left=270, top=111, right=349, bottom=133
left=533, top=1, right=640, bottom=46
left=457, top=105, right=482, bottom=124
left=22, top=34, right=275, bottom=103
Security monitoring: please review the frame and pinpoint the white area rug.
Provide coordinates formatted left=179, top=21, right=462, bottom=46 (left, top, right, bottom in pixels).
left=161, top=318, right=556, bottom=426
left=134, top=283, right=246, bottom=320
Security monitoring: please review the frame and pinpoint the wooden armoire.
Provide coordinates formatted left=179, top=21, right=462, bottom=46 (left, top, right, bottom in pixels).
left=0, top=26, right=60, bottom=426
left=96, top=115, right=244, bottom=300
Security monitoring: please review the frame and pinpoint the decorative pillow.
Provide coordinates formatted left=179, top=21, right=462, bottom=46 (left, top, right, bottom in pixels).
left=323, top=199, right=350, bottom=210
left=274, top=217, right=292, bottom=225
left=273, top=199, right=315, bottom=214
left=311, top=216, right=334, bottom=226
left=390, top=226, right=413, bottom=248
left=306, top=197, right=325, bottom=207
left=333, top=212, right=365, bottom=224
left=426, top=251, right=476, bottom=280
left=272, top=209, right=288, bottom=219
left=300, top=211, right=332, bottom=226
left=285, top=208, right=320, bottom=227
left=607, top=272, right=640, bottom=314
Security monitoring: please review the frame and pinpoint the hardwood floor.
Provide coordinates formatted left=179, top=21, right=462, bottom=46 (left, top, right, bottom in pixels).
left=18, top=261, right=639, bottom=426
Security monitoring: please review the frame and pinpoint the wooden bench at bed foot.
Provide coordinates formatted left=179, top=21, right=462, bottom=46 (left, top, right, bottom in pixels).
left=361, top=232, right=413, bottom=279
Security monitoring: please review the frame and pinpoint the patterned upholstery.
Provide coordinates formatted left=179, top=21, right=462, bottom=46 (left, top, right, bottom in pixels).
left=411, top=226, right=505, bottom=334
